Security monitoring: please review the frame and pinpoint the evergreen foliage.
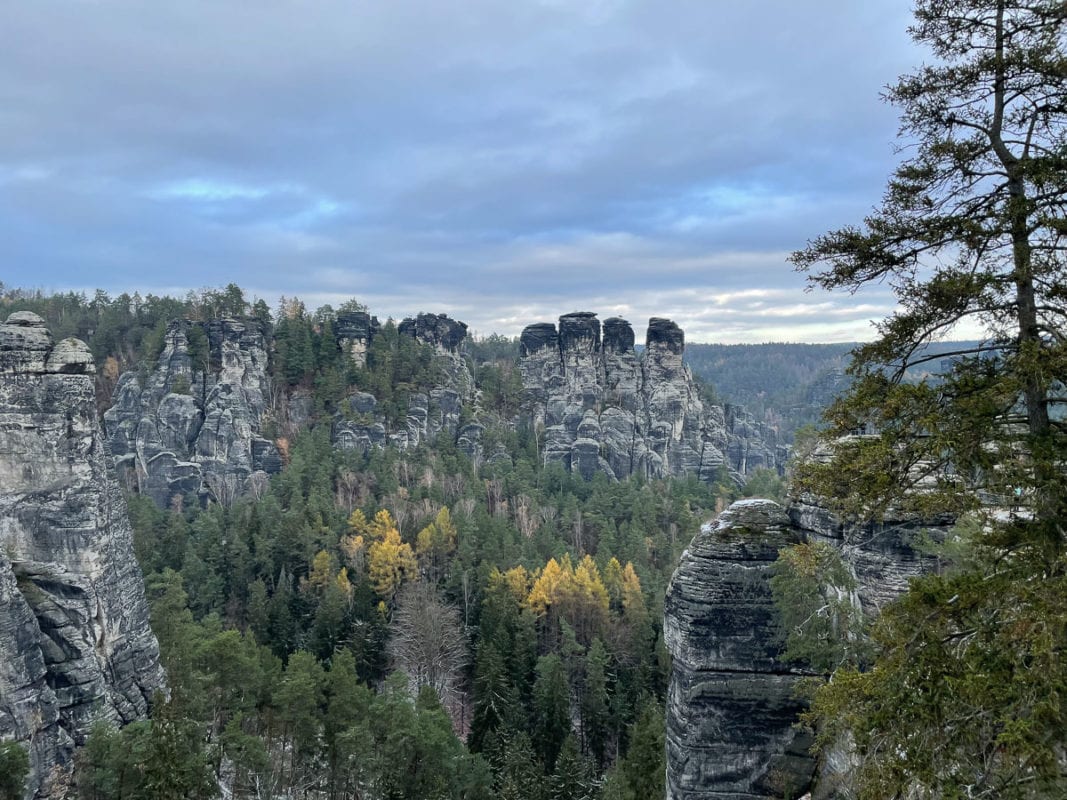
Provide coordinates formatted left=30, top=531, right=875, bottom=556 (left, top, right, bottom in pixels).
left=8, top=284, right=733, bottom=796
left=785, top=1, right=1067, bottom=796
left=0, top=742, right=29, bottom=800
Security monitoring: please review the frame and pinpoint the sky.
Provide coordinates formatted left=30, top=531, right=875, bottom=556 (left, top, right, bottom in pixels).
left=0, top=1, right=923, bottom=343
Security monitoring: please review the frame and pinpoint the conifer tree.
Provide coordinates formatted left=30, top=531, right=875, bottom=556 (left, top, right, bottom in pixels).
left=790, top=2, right=1067, bottom=796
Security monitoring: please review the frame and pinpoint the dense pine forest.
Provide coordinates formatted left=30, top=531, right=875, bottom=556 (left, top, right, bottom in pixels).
left=1, top=283, right=780, bottom=799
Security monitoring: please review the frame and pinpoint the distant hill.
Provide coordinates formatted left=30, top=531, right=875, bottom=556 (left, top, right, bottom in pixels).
left=685, top=341, right=984, bottom=440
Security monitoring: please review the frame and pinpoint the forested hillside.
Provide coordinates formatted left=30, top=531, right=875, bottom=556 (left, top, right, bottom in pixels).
left=685, top=341, right=987, bottom=440
left=684, top=343, right=854, bottom=437
left=1, top=284, right=778, bottom=799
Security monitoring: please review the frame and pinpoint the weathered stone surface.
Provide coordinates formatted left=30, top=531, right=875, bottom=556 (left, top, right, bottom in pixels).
left=0, top=321, right=165, bottom=798
left=44, top=338, right=94, bottom=375
left=399, top=312, right=468, bottom=353
left=602, top=316, right=635, bottom=354
left=519, top=322, right=559, bottom=357
left=0, top=553, right=69, bottom=800
left=335, top=311, right=380, bottom=367
left=665, top=500, right=814, bottom=800
left=0, top=311, right=52, bottom=373
left=518, top=313, right=779, bottom=485
left=664, top=484, right=956, bottom=799
left=788, top=492, right=951, bottom=615
left=331, top=314, right=476, bottom=457
left=104, top=318, right=280, bottom=506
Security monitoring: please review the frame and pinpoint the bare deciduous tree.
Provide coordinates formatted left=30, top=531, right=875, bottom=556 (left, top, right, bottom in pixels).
left=388, top=582, right=468, bottom=720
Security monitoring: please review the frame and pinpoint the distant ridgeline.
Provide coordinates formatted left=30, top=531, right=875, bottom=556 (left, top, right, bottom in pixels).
left=87, top=304, right=782, bottom=508
left=684, top=340, right=988, bottom=439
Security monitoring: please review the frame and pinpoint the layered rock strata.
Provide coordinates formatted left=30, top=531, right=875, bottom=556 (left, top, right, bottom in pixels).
left=0, top=313, right=165, bottom=798
left=519, top=313, right=779, bottom=484
left=664, top=490, right=954, bottom=799
left=104, top=318, right=281, bottom=507
left=788, top=492, right=950, bottom=615
left=664, top=500, right=816, bottom=800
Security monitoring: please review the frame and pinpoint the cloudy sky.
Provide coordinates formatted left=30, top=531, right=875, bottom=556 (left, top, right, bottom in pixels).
left=1, top=1, right=921, bottom=343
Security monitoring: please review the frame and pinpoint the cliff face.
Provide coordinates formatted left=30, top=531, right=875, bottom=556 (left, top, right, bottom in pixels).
left=663, top=500, right=815, bottom=800
left=335, top=310, right=379, bottom=368
left=664, top=492, right=953, bottom=799
left=104, top=318, right=282, bottom=507
left=107, top=310, right=779, bottom=506
left=519, top=313, right=780, bottom=484
left=0, top=312, right=165, bottom=798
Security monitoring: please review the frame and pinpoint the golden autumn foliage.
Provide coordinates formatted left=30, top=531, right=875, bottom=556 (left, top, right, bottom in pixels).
left=346, top=508, right=369, bottom=536
left=334, top=567, right=353, bottom=602
left=368, top=509, right=400, bottom=541
left=415, top=507, right=457, bottom=582
left=339, top=532, right=366, bottom=574
left=525, top=554, right=628, bottom=645
left=527, top=556, right=569, bottom=618
left=502, top=565, right=531, bottom=603
left=307, top=550, right=337, bottom=593
left=367, top=524, right=416, bottom=603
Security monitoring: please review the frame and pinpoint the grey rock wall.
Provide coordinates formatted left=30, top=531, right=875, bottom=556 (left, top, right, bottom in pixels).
left=104, top=317, right=281, bottom=507
left=664, top=489, right=954, bottom=799
left=332, top=313, right=476, bottom=455
left=0, top=312, right=165, bottom=798
left=664, top=500, right=815, bottom=800
left=518, top=313, right=779, bottom=485
left=335, top=311, right=379, bottom=368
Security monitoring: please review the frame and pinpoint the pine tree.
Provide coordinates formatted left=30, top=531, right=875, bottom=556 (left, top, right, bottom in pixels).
left=532, top=654, right=572, bottom=772
left=792, top=0, right=1067, bottom=524
left=581, top=638, right=611, bottom=768
left=791, top=2, right=1067, bottom=796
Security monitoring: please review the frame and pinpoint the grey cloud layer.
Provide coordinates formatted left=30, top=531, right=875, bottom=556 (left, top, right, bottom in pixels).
left=2, top=0, right=917, bottom=341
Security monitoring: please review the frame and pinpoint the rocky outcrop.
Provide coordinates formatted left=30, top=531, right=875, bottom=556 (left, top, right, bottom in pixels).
left=398, top=312, right=468, bottom=354
left=664, top=486, right=955, bottom=799
left=104, top=318, right=281, bottom=507
left=787, top=442, right=951, bottom=615
left=0, top=313, right=165, bottom=798
left=788, top=491, right=951, bottom=616
left=519, top=313, right=779, bottom=485
left=664, top=500, right=815, bottom=800
left=333, top=313, right=475, bottom=455
left=335, top=311, right=380, bottom=368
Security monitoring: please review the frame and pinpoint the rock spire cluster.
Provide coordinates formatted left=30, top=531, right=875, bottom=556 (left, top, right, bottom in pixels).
left=519, top=312, right=780, bottom=483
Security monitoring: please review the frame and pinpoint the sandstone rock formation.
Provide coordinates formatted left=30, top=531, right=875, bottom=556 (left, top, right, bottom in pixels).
left=664, top=500, right=815, bottom=800
left=664, top=490, right=954, bottom=799
left=335, top=310, right=379, bottom=368
left=104, top=318, right=282, bottom=507
left=333, top=313, right=475, bottom=454
left=0, top=312, right=165, bottom=798
left=519, top=313, right=780, bottom=484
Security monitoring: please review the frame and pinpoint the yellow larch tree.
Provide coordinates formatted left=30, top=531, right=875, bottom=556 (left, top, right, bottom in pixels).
left=415, top=506, right=457, bottom=583
left=367, top=522, right=416, bottom=604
